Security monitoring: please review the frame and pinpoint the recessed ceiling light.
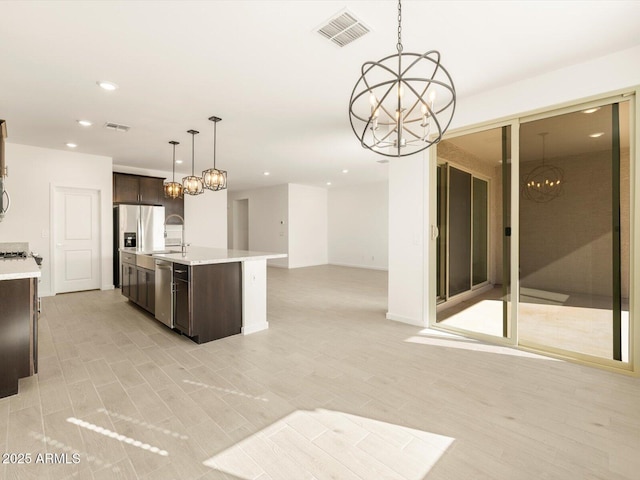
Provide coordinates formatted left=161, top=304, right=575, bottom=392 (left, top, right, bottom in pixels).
left=175, top=159, right=183, bottom=164
left=263, top=171, right=270, bottom=176
left=582, top=107, right=600, bottom=114
left=589, top=132, right=605, bottom=138
left=326, top=182, right=332, bottom=186
left=97, top=80, right=118, bottom=91
left=66, top=143, right=77, bottom=148
left=342, top=169, right=349, bottom=174
left=77, top=120, right=92, bottom=127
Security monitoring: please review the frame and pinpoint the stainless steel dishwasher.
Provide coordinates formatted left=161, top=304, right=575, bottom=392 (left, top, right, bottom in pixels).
left=155, top=259, right=173, bottom=328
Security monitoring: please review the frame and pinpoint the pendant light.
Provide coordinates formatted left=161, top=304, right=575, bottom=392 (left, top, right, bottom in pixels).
left=348, top=0, right=456, bottom=157
left=164, top=140, right=183, bottom=199
left=202, top=115, right=227, bottom=191
left=182, top=129, right=204, bottom=195
left=523, top=132, right=564, bottom=203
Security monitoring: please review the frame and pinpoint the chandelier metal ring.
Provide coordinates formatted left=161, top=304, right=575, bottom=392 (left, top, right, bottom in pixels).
left=522, top=164, right=565, bottom=203
left=348, top=0, right=456, bottom=157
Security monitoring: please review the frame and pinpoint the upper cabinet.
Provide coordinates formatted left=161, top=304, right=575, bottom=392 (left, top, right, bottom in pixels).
left=113, top=172, right=184, bottom=221
left=113, top=173, right=164, bottom=205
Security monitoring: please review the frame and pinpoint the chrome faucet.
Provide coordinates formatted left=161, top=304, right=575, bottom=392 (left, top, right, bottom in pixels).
left=164, top=214, right=186, bottom=252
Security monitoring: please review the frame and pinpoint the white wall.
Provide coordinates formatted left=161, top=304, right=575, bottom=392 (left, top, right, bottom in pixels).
left=328, top=181, right=388, bottom=270
left=288, top=184, right=328, bottom=269
left=387, top=45, right=640, bottom=327
left=0, top=143, right=113, bottom=296
left=228, top=185, right=289, bottom=267
left=387, top=153, right=428, bottom=326
left=113, top=164, right=227, bottom=248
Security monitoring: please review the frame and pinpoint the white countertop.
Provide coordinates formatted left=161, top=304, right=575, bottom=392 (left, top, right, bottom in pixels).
left=152, top=247, right=287, bottom=266
left=0, top=257, right=42, bottom=281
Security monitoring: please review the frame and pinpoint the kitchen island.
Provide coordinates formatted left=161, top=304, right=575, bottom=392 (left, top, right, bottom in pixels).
left=121, top=247, right=286, bottom=344
left=0, top=255, right=40, bottom=398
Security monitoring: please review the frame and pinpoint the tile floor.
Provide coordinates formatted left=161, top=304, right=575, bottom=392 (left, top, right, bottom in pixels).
left=1, top=265, right=639, bottom=479
left=438, top=285, right=630, bottom=360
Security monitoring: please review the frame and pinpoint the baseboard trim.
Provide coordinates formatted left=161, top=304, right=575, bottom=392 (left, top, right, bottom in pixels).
left=386, top=312, right=426, bottom=327
left=242, top=322, right=269, bottom=335
left=329, top=262, right=388, bottom=272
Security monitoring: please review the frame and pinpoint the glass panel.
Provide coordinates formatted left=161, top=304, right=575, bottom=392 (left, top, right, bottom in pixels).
left=448, top=167, right=471, bottom=297
left=472, top=177, right=488, bottom=286
left=518, top=102, right=629, bottom=362
left=435, top=126, right=509, bottom=339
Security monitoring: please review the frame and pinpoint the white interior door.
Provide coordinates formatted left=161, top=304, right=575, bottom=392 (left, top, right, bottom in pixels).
left=54, top=187, right=100, bottom=293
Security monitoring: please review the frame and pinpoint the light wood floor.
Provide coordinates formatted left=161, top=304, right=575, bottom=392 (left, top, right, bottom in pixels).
left=1, top=265, right=639, bottom=479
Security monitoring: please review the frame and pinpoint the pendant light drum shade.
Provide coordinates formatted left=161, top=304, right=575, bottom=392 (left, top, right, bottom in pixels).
left=182, top=129, right=204, bottom=196
left=202, top=168, right=227, bottom=191
left=202, top=116, right=227, bottom=191
left=164, top=140, right=183, bottom=199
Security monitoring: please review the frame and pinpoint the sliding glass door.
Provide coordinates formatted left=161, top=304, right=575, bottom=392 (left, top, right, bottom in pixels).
left=435, top=125, right=511, bottom=340
left=432, top=97, right=633, bottom=368
left=518, top=101, right=630, bottom=362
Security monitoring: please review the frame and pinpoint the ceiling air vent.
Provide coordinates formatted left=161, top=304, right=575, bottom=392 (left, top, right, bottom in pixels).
left=104, top=122, right=131, bottom=132
left=317, top=10, right=370, bottom=47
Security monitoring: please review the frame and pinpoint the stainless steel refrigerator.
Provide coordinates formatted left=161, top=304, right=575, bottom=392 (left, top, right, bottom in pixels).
left=113, top=204, right=165, bottom=287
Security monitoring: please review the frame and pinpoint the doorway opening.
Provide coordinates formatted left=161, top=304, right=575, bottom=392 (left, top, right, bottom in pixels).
left=232, top=199, right=249, bottom=250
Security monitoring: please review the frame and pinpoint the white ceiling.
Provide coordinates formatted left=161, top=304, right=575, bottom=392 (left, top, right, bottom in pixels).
left=1, top=1, right=639, bottom=191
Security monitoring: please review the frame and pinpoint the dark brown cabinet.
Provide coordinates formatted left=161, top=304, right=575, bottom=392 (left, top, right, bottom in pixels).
left=136, top=267, right=155, bottom=314
left=113, top=173, right=164, bottom=205
left=122, top=263, right=136, bottom=299
left=113, top=172, right=184, bottom=223
left=172, top=262, right=242, bottom=344
left=0, top=277, right=37, bottom=398
left=121, top=253, right=154, bottom=315
left=173, top=266, right=191, bottom=335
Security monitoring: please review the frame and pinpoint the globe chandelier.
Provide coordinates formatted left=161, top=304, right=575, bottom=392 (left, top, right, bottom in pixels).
left=522, top=132, right=564, bottom=203
left=202, top=116, right=227, bottom=191
left=163, top=140, right=183, bottom=199
left=182, top=129, right=204, bottom=196
left=349, top=0, right=456, bottom=157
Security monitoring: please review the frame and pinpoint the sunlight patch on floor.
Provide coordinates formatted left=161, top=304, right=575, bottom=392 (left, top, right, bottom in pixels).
left=406, top=328, right=559, bottom=360
left=202, top=408, right=455, bottom=479
left=437, top=299, right=503, bottom=337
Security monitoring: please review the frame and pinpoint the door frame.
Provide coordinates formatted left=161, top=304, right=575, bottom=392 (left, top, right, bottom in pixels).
left=50, top=185, right=103, bottom=295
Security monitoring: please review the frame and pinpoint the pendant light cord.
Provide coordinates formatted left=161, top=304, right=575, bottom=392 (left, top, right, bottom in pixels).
left=396, top=0, right=402, bottom=53
left=172, top=142, right=176, bottom=181
left=213, top=121, right=217, bottom=169
left=191, top=132, right=195, bottom=176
